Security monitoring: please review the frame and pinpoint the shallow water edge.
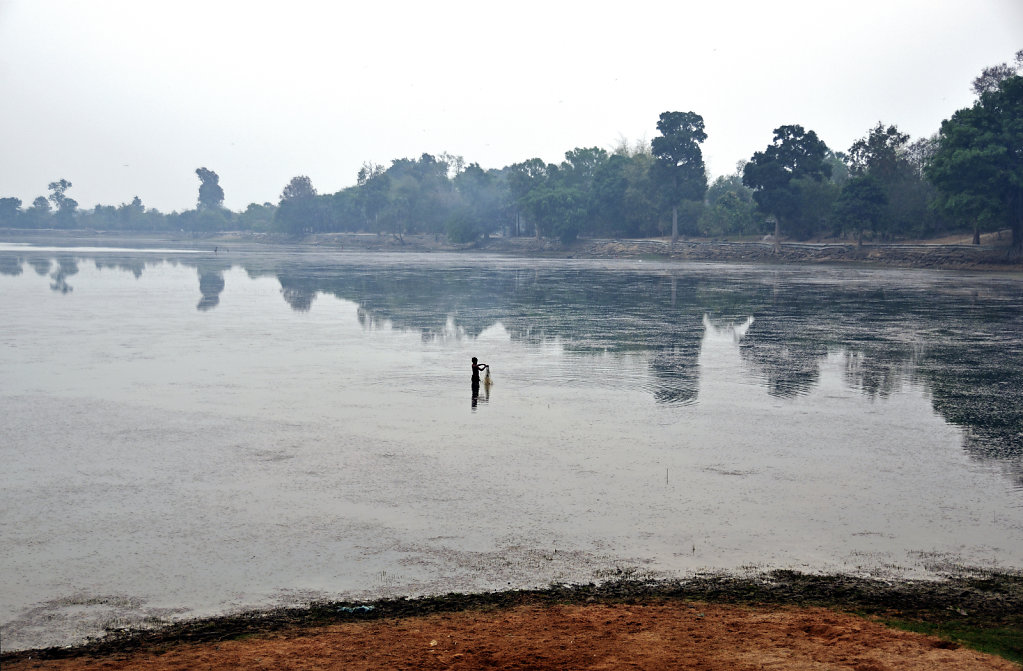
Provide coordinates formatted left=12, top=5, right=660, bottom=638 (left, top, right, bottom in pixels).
left=2, top=228, right=1021, bottom=272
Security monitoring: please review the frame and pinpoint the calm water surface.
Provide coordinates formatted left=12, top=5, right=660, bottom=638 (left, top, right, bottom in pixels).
left=1, top=242, right=1022, bottom=649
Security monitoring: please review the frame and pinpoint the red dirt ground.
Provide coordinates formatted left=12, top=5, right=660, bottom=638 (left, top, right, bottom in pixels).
left=6, top=602, right=1016, bottom=671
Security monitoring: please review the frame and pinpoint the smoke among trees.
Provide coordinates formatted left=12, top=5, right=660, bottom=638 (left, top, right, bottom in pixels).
left=2, top=54, right=1020, bottom=252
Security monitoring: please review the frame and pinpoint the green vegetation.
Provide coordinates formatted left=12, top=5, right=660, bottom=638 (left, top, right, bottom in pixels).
left=881, top=619, right=1023, bottom=665
left=2, top=52, right=1021, bottom=252
left=742, top=124, right=832, bottom=250
left=928, top=64, right=1023, bottom=253
left=652, top=111, right=708, bottom=245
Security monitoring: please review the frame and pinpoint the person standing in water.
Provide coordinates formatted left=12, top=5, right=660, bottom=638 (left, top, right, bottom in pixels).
left=471, top=356, right=489, bottom=399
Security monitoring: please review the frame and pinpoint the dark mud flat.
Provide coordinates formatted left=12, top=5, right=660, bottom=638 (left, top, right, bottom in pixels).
left=5, top=570, right=1022, bottom=664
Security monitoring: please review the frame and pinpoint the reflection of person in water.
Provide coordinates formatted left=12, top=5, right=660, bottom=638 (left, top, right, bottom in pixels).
left=471, top=356, right=489, bottom=407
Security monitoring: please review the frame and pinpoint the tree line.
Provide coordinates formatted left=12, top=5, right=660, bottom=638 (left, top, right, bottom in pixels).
left=2, top=53, right=1020, bottom=252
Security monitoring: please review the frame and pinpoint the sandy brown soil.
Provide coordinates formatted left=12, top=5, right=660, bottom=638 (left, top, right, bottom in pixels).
left=6, top=602, right=1016, bottom=671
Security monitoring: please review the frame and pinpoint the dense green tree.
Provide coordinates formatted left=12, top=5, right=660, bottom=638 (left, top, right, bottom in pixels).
left=700, top=172, right=757, bottom=237
left=839, top=123, right=921, bottom=240
left=357, top=171, right=391, bottom=232
left=444, top=207, right=481, bottom=243
left=590, top=153, right=630, bottom=236
left=117, top=196, right=145, bottom=229
left=281, top=175, right=316, bottom=200
left=80, top=198, right=164, bottom=231
left=507, top=158, right=552, bottom=239
left=559, top=147, right=608, bottom=192
left=379, top=173, right=419, bottom=240
left=847, top=123, right=910, bottom=179
left=0, top=197, right=22, bottom=227
left=522, top=178, right=587, bottom=244
left=506, top=151, right=609, bottom=244
left=927, top=75, right=1023, bottom=252
left=238, top=202, right=276, bottom=231
left=372, top=154, right=455, bottom=239
left=593, top=138, right=663, bottom=237
left=651, top=111, right=708, bottom=245
left=24, top=195, right=51, bottom=228
left=184, top=206, right=230, bottom=232
left=195, top=167, right=225, bottom=210
left=788, top=177, right=839, bottom=240
left=450, top=163, right=489, bottom=242
left=333, top=188, right=368, bottom=232
left=450, top=162, right=508, bottom=241
left=834, top=175, right=887, bottom=244
left=743, top=125, right=832, bottom=249
left=275, top=176, right=323, bottom=235
left=851, top=130, right=949, bottom=240
left=55, top=197, right=78, bottom=228
left=622, top=150, right=663, bottom=237
left=87, top=204, right=116, bottom=229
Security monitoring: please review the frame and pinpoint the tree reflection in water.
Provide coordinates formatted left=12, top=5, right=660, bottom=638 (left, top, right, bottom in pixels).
left=5, top=249, right=1021, bottom=484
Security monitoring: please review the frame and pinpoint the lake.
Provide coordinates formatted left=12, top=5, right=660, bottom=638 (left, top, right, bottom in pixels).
left=1, top=240, right=1022, bottom=650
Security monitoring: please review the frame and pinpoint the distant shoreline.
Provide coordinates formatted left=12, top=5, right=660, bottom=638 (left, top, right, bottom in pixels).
left=2, top=228, right=1021, bottom=273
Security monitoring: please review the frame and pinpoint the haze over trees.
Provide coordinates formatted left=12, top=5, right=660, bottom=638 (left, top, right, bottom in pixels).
left=2, top=53, right=1021, bottom=253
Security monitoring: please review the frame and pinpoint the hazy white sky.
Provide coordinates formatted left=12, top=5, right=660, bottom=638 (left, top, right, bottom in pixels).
left=1, top=0, right=1020, bottom=213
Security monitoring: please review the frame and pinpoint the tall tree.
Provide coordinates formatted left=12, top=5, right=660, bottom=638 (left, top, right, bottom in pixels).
left=195, top=167, right=225, bottom=210
left=47, top=179, right=72, bottom=211
left=841, top=122, right=926, bottom=241
left=555, top=146, right=609, bottom=239
left=651, top=111, right=708, bottom=246
left=846, top=123, right=911, bottom=180
left=927, top=75, right=1023, bottom=252
left=275, top=176, right=321, bottom=235
left=743, top=125, right=831, bottom=250
left=47, top=179, right=78, bottom=228
left=281, top=175, right=317, bottom=201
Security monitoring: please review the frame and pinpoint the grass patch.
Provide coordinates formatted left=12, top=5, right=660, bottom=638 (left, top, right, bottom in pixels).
left=881, top=619, right=1023, bottom=666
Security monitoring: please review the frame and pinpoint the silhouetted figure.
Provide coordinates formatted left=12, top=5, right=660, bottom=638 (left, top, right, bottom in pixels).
left=471, top=356, right=489, bottom=406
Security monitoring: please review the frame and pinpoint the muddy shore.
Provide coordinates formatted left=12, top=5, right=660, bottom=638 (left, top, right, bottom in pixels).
left=224, top=230, right=1023, bottom=272
left=3, top=570, right=1021, bottom=665
left=2, top=228, right=1021, bottom=272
